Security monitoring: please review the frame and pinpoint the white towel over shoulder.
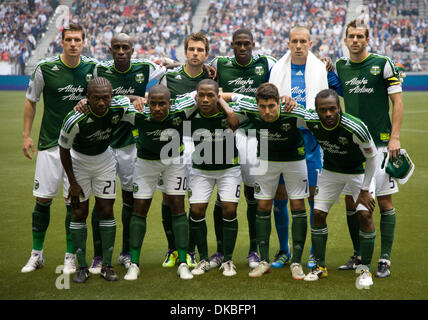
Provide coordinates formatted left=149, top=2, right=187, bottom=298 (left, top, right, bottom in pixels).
left=269, top=51, right=328, bottom=111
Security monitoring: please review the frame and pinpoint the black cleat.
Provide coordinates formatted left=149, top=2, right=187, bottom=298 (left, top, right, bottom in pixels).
left=73, top=267, right=90, bottom=283
left=338, top=255, right=361, bottom=270
left=100, top=266, right=119, bottom=281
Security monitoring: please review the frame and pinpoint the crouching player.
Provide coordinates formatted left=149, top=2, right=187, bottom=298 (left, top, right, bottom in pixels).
left=59, top=77, right=135, bottom=283
left=288, top=89, right=378, bottom=289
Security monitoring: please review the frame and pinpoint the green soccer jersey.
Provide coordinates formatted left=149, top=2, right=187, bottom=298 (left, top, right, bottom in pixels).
left=58, top=96, right=134, bottom=155
left=289, top=107, right=377, bottom=174
left=26, top=55, right=99, bottom=151
left=159, top=64, right=210, bottom=99
left=188, top=110, right=239, bottom=171
left=335, top=53, right=402, bottom=147
left=231, top=95, right=305, bottom=162
left=129, top=95, right=198, bottom=160
left=210, top=54, right=277, bottom=96
left=94, top=59, right=165, bottom=149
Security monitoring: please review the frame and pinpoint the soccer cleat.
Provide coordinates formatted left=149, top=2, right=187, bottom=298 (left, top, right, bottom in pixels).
left=290, top=263, right=305, bottom=280
left=375, top=260, right=391, bottom=278
left=191, top=260, right=211, bottom=275
left=271, top=251, right=291, bottom=268
left=177, top=262, right=194, bottom=280
left=88, top=256, right=103, bottom=274
left=304, top=265, right=328, bottom=281
left=338, top=255, right=362, bottom=270
left=118, top=252, right=131, bottom=269
left=186, top=251, right=197, bottom=268
left=63, top=252, right=76, bottom=274
left=21, top=250, right=44, bottom=273
left=248, top=260, right=271, bottom=278
left=209, top=252, right=224, bottom=269
left=124, top=263, right=140, bottom=280
left=306, top=253, right=316, bottom=269
left=100, top=266, right=119, bottom=281
left=73, top=267, right=90, bottom=283
left=356, top=266, right=373, bottom=289
left=220, top=260, right=237, bottom=277
left=247, top=251, right=260, bottom=269
left=162, top=249, right=178, bottom=268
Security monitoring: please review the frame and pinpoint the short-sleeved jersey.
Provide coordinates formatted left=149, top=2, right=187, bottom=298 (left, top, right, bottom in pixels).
left=59, top=96, right=134, bottom=156
left=159, top=64, right=210, bottom=99
left=128, top=95, right=198, bottom=160
left=335, top=53, right=402, bottom=147
left=188, top=109, right=239, bottom=171
left=210, top=55, right=277, bottom=96
left=94, top=59, right=165, bottom=149
left=289, top=107, right=377, bottom=174
left=26, top=55, right=99, bottom=151
left=231, top=95, right=305, bottom=162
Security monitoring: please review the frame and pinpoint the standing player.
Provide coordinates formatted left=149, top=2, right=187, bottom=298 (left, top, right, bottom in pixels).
left=223, top=83, right=309, bottom=279
left=209, top=28, right=277, bottom=270
left=87, top=33, right=165, bottom=274
left=158, top=32, right=211, bottom=269
left=21, top=24, right=98, bottom=274
left=335, top=20, right=404, bottom=278
left=286, top=89, right=378, bottom=289
left=59, top=77, right=134, bottom=283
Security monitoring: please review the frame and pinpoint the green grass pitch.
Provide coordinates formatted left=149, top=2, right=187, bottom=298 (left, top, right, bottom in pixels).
left=0, top=90, right=427, bottom=300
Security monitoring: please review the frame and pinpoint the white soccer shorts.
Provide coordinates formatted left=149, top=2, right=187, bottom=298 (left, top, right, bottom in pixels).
left=188, top=166, right=242, bottom=204
left=62, top=148, right=117, bottom=202
left=253, top=159, right=309, bottom=200
left=315, top=169, right=375, bottom=213
left=112, top=143, right=137, bottom=192
left=133, top=157, right=187, bottom=199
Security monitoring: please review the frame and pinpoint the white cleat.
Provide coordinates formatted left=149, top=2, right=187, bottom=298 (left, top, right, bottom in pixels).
left=63, top=253, right=76, bottom=274
left=124, top=263, right=140, bottom=280
left=191, top=260, right=211, bottom=275
left=355, top=265, right=373, bottom=290
left=248, top=260, right=271, bottom=278
left=220, top=260, right=237, bottom=277
left=177, top=263, right=194, bottom=280
left=290, top=263, right=305, bottom=280
left=88, top=256, right=103, bottom=275
left=21, top=250, right=44, bottom=273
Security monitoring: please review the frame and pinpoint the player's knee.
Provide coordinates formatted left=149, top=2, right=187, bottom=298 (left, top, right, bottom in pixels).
left=168, top=195, right=185, bottom=214
left=357, top=210, right=374, bottom=231
left=190, top=204, right=206, bottom=219
left=222, top=204, right=238, bottom=220
left=313, top=209, right=327, bottom=226
left=377, top=195, right=393, bottom=211
left=133, top=199, right=151, bottom=217
left=36, top=197, right=52, bottom=205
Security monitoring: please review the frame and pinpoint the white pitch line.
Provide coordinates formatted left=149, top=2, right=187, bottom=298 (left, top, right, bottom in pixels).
left=402, top=128, right=428, bottom=133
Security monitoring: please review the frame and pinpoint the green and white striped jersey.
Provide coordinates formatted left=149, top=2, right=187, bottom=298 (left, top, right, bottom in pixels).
left=335, top=53, right=402, bottom=147
left=231, top=94, right=305, bottom=162
left=288, top=107, right=377, bottom=174
left=26, top=55, right=99, bottom=150
left=94, top=59, right=165, bottom=149
left=59, top=95, right=134, bottom=155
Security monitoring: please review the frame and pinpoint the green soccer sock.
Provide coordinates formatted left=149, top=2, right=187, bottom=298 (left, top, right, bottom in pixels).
left=189, top=215, right=208, bottom=261
left=223, top=216, right=238, bottom=262
left=99, top=218, right=116, bottom=267
left=359, top=229, right=376, bottom=271
left=346, top=210, right=361, bottom=256
left=247, top=199, right=258, bottom=253
left=121, top=203, right=133, bottom=254
left=291, top=210, right=307, bottom=264
left=70, top=220, right=88, bottom=268
left=213, top=200, right=224, bottom=254
left=255, top=210, right=271, bottom=262
left=161, top=202, right=175, bottom=250
left=188, top=214, right=196, bottom=253
left=129, top=214, right=147, bottom=265
left=311, top=225, right=328, bottom=267
left=65, top=204, right=75, bottom=254
left=32, top=201, right=51, bottom=251
left=91, top=205, right=103, bottom=257
left=380, top=208, right=396, bottom=261
left=171, top=212, right=189, bottom=264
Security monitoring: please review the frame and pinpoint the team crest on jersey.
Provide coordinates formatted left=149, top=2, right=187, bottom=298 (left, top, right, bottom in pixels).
left=135, top=73, right=145, bottom=83
left=370, top=65, right=381, bottom=76
left=172, top=117, right=183, bottom=126
left=338, top=136, right=349, bottom=145
left=281, top=123, right=291, bottom=131
left=111, top=115, right=120, bottom=124
left=85, top=74, right=93, bottom=82
left=133, top=183, right=139, bottom=193
left=254, top=66, right=264, bottom=76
